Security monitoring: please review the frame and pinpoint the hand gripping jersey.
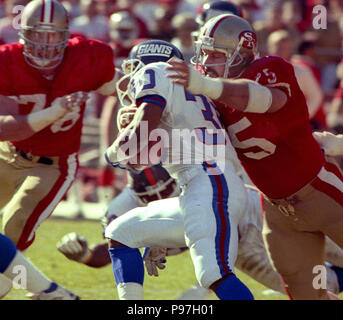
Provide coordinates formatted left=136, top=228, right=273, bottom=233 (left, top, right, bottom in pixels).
left=0, top=37, right=115, bottom=157
left=128, top=61, right=240, bottom=178
left=217, top=56, right=324, bottom=199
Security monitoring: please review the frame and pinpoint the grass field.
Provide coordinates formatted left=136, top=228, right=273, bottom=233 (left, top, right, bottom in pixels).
left=3, top=218, right=290, bottom=300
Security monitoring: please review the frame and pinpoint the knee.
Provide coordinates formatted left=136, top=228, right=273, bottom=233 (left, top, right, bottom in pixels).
left=183, top=206, right=212, bottom=244
left=2, top=214, right=26, bottom=245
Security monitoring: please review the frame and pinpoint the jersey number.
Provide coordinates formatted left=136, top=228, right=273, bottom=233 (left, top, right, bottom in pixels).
left=143, top=69, right=156, bottom=90
left=185, top=90, right=226, bottom=145
left=10, top=94, right=81, bottom=133
left=227, top=117, right=276, bottom=160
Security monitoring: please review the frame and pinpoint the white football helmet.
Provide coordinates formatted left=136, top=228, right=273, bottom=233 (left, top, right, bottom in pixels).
left=19, top=0, right=70, bottom=70
left=109, top=11, right=139, bottom=49
left=192, top=14, right=257, bottom=78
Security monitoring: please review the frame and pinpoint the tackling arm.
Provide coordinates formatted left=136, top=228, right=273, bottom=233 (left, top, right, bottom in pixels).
left=166, top=58, right=287, bottom=113
left=0, top=93, right=88, bottom=141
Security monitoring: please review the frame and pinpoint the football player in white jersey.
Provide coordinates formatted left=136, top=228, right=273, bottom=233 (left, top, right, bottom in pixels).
left=104, top=39, right=253, bottom=300
left=57, top=184, right=343, bottom=298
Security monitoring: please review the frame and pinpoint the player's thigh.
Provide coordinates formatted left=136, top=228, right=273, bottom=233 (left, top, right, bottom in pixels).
left=306, top=160, right=343, bottom=248
left=262, top=198, right=325, bottom=277
left=180, top=170, right=243, bottom=288
left=0, top=164, right=18, bottom=210
left=0, top=151, right=22, bottom=210
left=106, top=186, right=142, bottom=218
left=2, top=165, right=64, bottom=244
left=105, top=198, right=186, bottom=248
left=310, top=191, right=343, bottom=250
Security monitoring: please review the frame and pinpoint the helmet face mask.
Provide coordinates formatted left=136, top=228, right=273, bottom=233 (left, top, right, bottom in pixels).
left=20, top=28, right=69, bottom=68
left=19, top=0, right=70, bottom=70
left=116, top=58, right=145, bottom=108
left=192, top=35, right=245, bottom=78
left=116, top=39, right=184, bottom=109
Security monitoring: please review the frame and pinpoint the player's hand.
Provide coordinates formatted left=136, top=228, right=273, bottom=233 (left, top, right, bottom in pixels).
left=166, top=57, right=190, bottom=88
left=143, top=247, right=167, bottom=277
left=52, top=92, right=90, bottom=113
left=117, top=107, right=137, bottom=131
left=56, top=232, right=92, bottom=263
left=166, top=57, right=210, bottom=96
left=313, top=131, right=343, bottom=157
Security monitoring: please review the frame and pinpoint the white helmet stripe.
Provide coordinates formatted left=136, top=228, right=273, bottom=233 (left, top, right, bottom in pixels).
left=208, top=15, right=231, bottom=37
left=42, top=0, right=53, bottom=23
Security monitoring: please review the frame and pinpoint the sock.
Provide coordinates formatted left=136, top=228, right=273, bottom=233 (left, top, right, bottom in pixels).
left=117, top=282, right=143, bottom=300
left=3, top=250, right=53, bottom=293
left=214, top=275, right=254, bottom=300
left=108, top=247, right=144, bottom=300
left=330, top=265, right=343, bottom=293
left=0, top=234, right=53, bottom=294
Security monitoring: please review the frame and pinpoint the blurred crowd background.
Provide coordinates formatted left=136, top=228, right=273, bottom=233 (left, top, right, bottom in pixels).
left=1, top=0, right=342, bottom=211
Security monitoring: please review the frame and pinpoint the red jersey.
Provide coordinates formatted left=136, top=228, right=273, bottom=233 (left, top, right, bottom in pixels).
left=217, top=56, right=324, bottom=199
left=0, top=37, right=115, bottom=157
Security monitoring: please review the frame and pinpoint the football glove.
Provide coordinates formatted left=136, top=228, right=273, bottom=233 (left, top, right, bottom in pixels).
left=56, top=232, right=92, bottom=263
left=143, top=247, right=167, bottom=277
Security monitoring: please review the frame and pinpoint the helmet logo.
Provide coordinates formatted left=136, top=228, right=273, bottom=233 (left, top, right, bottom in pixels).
left=201, top=36, right=214, bottom=48
left=137, top=44, right=173, bottom=58
left=239, top=31, right=256, bottom=49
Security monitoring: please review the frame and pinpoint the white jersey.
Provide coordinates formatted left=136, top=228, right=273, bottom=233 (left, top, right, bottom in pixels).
left=130, top=62, right=240, bottom=177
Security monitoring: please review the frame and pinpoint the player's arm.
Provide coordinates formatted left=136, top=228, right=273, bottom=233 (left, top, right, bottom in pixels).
left=96, top=67, right=122, bottom=96
left=57, top=233, right=111, bottom=268
left=105, top=102, right=163, bottom=171
left=313, top=131, right=343, bottom=156
left=0, top=93, right=88, bottom=141
left=166, top=58, right=287, bottom=113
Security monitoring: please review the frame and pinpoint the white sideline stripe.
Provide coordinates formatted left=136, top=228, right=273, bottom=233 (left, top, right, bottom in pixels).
left=317, top=166, right=343, bottom=193
left=44, top=0, right=52, bottom=23
left=27, top=153, right=78, bottom=242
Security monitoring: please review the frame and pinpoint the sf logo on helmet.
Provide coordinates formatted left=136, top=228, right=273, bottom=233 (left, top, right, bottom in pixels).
left=239, top=31, right=257, bottom=49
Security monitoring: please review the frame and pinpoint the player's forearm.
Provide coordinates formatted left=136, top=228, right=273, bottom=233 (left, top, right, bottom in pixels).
left=106, top=103, right=162, bottom=167
left=195, top=77, right=286, bottom=113
left=167, top=61, right=286, bottom=113
left=0, top=102, right=68, bottom=141
left=106, top=107, right=147, bottom=165
left=0, top=115, right=37, bottom=141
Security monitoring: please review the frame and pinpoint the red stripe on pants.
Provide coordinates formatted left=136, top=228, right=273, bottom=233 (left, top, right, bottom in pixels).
left=16, top=157, right=75, bottom=250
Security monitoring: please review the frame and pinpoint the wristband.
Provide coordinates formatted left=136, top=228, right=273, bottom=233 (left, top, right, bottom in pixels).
left=245, top=82, right=273, bottom=113
left=187, top=67, right=223, bottom=100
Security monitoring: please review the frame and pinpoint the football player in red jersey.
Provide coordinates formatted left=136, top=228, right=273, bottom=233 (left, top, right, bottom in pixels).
left=0, top=0, right=117, bottom=297
left=166, top=13, right=343, bottom=300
